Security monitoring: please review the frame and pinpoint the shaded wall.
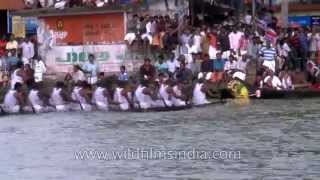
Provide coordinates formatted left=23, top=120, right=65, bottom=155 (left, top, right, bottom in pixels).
left=0, top=10, right=7, bottom=38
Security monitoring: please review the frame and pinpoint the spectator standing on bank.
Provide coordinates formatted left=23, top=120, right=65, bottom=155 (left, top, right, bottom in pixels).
left=34, top=57, right=47, bottom=84
left=6, top=34, right=18, bottom=51
left=259, top=41, right=277, bottom=72
left=7, top=49, right=19, bottom=73
left=19, top=37, right=35, bottom=65
left=82, top=54, right=99, bottom=85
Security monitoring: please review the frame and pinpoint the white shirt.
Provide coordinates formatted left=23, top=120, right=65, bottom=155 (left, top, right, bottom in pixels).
left=6, top=40, right=18, bottom=50
left=191, top=34, right=202, bottom=53
left=72, top=70, right=86, bottom=82
left=146, top=21, right=152, bottom=34
left=166, top=59, right=180, bottom=73
left=192, top=83, right=209, bottom=105
left=4, top=90, right=18, bottom=108
left=244, top=14, right=252, bottom=25
left=50, top=88, right=65, bottom=106
left=229, top=31, right=244, bottom=50
left=282, top=76, right=293, bottom=90
left=82, top=62, right=99, bottom=77
left=29, top=89, right=44, bottom=107
left=20, top=41, right=35, bottom=60
left=278, top=43, right=291, bottom=57
left=264, top=75, right=282, bottom=90
left=224, top=61, right=237, bottom=72
left=237, top=60, right=248, bottom=72
left=34, top=60, right=47, bottom=82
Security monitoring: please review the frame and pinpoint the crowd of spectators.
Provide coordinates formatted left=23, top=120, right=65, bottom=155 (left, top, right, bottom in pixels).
left=0, top=34, right=47, bottom=88
left=124, top=5, right=320, bottom=91
left=2, top=2, right=320, bottom=94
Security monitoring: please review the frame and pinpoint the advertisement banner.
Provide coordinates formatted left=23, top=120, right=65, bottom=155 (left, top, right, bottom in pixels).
left=7, top=15, right=38, bottom=35
left=46, top=44, right=134, bottom=73
left=288, top=16, right=311, bottom=27
left=42, top=13, right=125, bottom=45
left=312, top=16, right=320, bottom=26
left=12, top=16, right=26, bottom=38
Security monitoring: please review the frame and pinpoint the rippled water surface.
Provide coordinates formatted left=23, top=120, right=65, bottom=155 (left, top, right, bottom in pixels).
left=0, top=99, right=319, bottom=180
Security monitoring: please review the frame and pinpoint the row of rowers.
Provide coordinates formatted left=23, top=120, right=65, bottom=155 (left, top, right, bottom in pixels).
left=2, top=77, right=212, bottom=114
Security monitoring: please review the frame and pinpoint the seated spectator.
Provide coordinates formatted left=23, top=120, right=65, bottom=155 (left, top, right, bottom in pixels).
left=124, top=32, right=137, bottom=46
left=224, top=55, right=237, bottom=74
left=175, top=62, right=193, bottom=83
left=211, top=52, right=226, bottom=82
left=279, top=66, right=294, bottom=90
left=237, top=54, right=249, bottom=73
left=118, top=65, right=129, bottom=81
left=213, top=52, right=226, bottom=72
left=155, top=56, right=168, bottom=74
left=7, top=49, right=19, bottom=72
left=190, top=53, right=201, bottom=77
left=263, top=70, right=283, bottom=90
left=166, top=53, right=179, bottom=76
left=140, top=58, right=156, bottom=80
left=200, top=54, right=213, bottom=73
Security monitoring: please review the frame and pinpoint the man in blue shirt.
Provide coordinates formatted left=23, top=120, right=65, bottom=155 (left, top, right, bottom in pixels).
left=211, top=52, right=226, bottom=82
left=7, top=49, right=19, bottom=72
left=213, top=52, right=226, bottom=72
left=118, top=65, right=129, bottom=81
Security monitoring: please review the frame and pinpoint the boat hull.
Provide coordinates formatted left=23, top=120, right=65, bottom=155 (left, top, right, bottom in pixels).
left=254, top=89, right=320, bottom=99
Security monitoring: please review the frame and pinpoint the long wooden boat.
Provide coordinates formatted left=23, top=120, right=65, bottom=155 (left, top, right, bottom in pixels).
left=253, top=89, right=320, bottom=99
left=0, top=101, right=226, bottom=116
left=112, top=100, right=226, bottom=113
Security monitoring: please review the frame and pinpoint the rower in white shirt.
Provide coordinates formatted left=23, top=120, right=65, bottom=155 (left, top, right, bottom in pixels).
left=3, top=83, right=25, bottom=113
left=50, top=81, right=81, bottom=112
left=93, top=81, right=115, bottom=111
left=28, top=83, right=54, bottom=113
left=134, top=81, right=163, bottom=109
left=192, top=79, right=210, bottom=106
left=76, top=82, right=94, bottom=112
left=171, top=81, right=187, bottom=107
left=263, top=70, right=283, bottom=90
left=113, top=81, right=133, bottom=111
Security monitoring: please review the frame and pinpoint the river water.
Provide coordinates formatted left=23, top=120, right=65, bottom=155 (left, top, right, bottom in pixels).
left=0, top=99, right=319, bottom=180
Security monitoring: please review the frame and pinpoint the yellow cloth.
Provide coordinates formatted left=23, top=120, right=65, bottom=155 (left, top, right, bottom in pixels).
left=238, top=86, right=249, bottom=99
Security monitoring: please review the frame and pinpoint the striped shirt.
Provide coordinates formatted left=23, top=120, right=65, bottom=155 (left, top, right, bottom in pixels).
left=259, top=47, right=276, bottom=61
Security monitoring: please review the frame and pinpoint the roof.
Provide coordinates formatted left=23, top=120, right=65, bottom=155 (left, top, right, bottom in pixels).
left=11, top=5, right=133, bottom=17
left=0, top=0, right=25, bottom=10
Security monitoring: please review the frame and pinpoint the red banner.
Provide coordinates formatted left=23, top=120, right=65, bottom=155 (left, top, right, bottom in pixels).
left=42, top=12, right=125, bottom=45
